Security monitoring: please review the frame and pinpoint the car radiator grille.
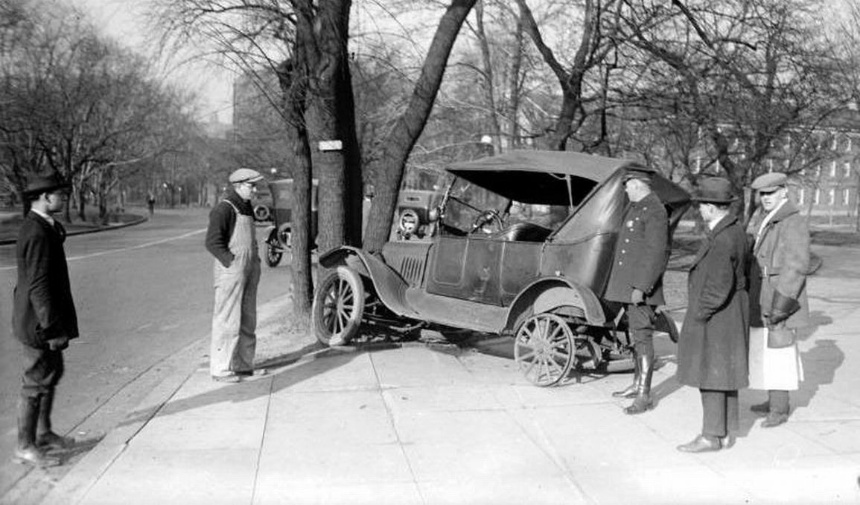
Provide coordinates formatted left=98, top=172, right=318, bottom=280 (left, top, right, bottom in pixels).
left=398, top=256, right=425, bottom=286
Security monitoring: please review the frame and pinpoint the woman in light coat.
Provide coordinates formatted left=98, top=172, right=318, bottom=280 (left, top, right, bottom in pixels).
left=747, top=172, right=810, bottom=428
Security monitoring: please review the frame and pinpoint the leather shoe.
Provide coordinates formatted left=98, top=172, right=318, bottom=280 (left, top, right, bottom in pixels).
left=677, top=435, right=721, bottom=453
left=761, top=413, right=788, bottom=428
left=212, top=374, right=242, bottom=383
left=750, top=401, right=770, bottom=415
left=37, top=432, right=75, bottom=451
left=720, top=434, right=736, bottom=450
left=13, top=446, right=61, bottom=467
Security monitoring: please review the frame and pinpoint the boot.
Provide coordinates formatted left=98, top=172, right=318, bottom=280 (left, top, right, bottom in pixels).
left=612, top=351, right=640, bottom=398
left=14, top=396, right=60, bottom=467
left=36, top=390, right=74, bottom=451
left=624, top=354, right=654, bottom=415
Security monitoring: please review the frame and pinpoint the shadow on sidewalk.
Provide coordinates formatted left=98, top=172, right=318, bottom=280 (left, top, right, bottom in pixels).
left=117, top=345, right=361, bottom=428
left=795, top=338, right=845, bottom=411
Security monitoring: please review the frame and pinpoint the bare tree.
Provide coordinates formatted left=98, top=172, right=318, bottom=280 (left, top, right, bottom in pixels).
left=362, top=0, right=478, bottom=252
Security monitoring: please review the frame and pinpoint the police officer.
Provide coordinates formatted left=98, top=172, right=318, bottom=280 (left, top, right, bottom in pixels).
left=605, top=169, right=670, bottom=415
left=205, top=168, right=266, bottom=383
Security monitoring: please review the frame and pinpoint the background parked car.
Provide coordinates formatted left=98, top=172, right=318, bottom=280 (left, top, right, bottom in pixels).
left=263, top=178, right=318, bottom=267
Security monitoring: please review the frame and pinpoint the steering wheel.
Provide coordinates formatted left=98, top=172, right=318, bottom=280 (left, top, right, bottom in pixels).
left=470, top=209, right=503, bottom=234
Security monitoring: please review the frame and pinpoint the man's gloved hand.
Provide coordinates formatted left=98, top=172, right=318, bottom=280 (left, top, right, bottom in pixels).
left=47, top=336, right=69, bottom=351
left=768, top=290, right=801, bottom=326
left=631, top=288, right=645, bottom=305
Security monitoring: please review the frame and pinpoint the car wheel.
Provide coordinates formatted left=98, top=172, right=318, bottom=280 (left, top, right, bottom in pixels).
left=254, top=205, right=270, bottom=221
left=514, top=313, right=574, bottom=387
left=265, top=243, right=282, bottom=267
left=312, top=266, right=366, bottom=346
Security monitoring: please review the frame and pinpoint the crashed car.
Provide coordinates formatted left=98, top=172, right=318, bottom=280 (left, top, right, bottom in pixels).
left=312, top=150, right=690, bottom=386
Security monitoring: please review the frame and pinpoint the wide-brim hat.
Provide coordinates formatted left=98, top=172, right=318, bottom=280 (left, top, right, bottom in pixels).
left=24, top=174, right=70, bottom=196
left=691, top=177, right=738, bottom=204
left=229, top=168, right=264, bottom=184
left=750, top=172, right=787, bottom=193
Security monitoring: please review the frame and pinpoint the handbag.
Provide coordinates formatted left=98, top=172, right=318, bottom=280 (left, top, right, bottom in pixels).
left=767, top=326, right=795, bottom=349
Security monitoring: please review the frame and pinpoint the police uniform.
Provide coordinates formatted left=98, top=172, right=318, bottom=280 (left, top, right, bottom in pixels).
left=604, top=170, right=669, bottom=414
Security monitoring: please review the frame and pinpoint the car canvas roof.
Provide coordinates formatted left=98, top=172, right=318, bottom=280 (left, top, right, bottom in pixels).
left=445, top=150, right=649, bottom=205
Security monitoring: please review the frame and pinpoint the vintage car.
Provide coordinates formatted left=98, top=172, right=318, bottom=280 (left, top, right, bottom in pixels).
left=263, top=178, right=319, bottom=267
left=312, top=150, right=690, bottom=386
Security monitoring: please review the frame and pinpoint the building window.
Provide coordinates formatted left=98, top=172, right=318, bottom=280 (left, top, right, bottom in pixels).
left=798, top=188, right=805, bottom=205
left=828, top=188, right=836, bottom=205
left=814, top=188, right=820, bottom=204
left=843, top=188, right=851, bottom=205
left=830, top=161, right=837, bottom=177
left=848, top=137, right=853, bottom=152
left=832, top=136, right=839, bottom=150
left=846, top=162, right=853, bottom=178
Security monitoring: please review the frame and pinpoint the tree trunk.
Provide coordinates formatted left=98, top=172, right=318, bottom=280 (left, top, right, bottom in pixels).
left=363, top=0, right=478, bottom=253
left=277, top=57, right=314, bottom=320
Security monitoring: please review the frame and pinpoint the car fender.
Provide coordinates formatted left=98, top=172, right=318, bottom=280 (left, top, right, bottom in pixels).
left=318, top=246, right=418, bottom=318
left=504, top=278, right=606, bottom=333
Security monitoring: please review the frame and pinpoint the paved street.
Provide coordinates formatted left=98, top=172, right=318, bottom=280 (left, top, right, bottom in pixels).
left=0, top=208, right=293, bottom=502
left=1, top=238, right=854, bottom=504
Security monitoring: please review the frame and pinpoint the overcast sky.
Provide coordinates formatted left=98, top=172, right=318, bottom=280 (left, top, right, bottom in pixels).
left=71, top=0, right=234, bottom=124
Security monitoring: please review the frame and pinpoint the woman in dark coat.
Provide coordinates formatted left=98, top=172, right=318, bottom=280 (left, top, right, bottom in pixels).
left=676, top=177, right=749, bottom=453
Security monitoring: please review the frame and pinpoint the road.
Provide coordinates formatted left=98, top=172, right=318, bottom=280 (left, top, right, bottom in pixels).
left=0, top=207, right=293, bottom=498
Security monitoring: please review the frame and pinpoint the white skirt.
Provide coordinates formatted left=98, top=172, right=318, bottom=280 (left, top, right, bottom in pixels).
left=748, top=327, right=804, bottom=391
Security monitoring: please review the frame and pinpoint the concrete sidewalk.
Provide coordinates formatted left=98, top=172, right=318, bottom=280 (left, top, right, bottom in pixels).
left=37, top=245, right=860, bottom=504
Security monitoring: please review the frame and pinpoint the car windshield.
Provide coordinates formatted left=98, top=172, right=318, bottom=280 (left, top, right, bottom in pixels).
left=441, top=178, right=569, bottom=234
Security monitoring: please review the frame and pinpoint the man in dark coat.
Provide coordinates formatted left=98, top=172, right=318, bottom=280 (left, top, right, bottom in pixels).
left=676, top=177, right=749, bottom=452
left=604, top=169, right=670, bottom=415
left=12, top=174, right=79, bottom=467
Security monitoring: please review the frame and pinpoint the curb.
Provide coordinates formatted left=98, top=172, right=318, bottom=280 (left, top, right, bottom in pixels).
left=37, top=293, right=292, bottom=505
left=0, top=215, right=148, bottom=246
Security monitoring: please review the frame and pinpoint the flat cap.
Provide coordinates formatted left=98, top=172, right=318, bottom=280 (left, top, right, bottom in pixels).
left=622, top=168, right=652, bottom=183
left=750, top=172, right=787, bottom=192
left=229, top=168, right=264, bottom=184
left=25, top=174, right=70, bottom=196
left=691, top=177, right=737, bottom=204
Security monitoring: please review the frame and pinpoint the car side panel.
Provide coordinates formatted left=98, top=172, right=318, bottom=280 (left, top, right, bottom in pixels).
left=499, top=242, right=543, bottom=305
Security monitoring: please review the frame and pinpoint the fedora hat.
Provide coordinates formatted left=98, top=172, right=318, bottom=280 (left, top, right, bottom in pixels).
left=24, top=174, right=70, bottom=196
left=692, top=177, right=737, bottom=204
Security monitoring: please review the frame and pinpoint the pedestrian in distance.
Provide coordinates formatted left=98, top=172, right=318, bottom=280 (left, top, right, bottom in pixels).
left=12, top=174, right=79, bottom=467
left=146, top=191, right=156, bottom=216
left=746, top=172, right=810, bottom=428
left=205, top=168, right=267, bottom=383
left=604, top=168, right=670, bottom=415
left=676, top=177, right=750, bottom=453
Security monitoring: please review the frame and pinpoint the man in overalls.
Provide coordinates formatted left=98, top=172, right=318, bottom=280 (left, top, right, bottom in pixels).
left=205, top=168, right=265, bottom=383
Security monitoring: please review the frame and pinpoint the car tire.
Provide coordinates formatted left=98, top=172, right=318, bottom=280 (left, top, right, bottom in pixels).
left=513, top=313, right=574, bottom=387
left=265, top=243, right=282, bottom=267
left=312, top=266, right=365, bottom=346
left=253, top=205, right=270, bottom=221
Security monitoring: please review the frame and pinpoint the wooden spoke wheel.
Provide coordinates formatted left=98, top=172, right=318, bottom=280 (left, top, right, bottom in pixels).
left=312, top=266, right=365, bottom=346
left=514, top=313, right=575, bottom=387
